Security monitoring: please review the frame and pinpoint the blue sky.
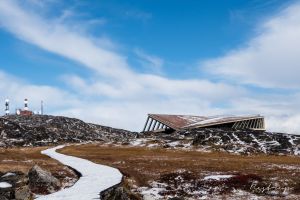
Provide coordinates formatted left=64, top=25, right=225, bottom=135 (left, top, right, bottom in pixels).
left=1, top=0, right=290, bottom=81
left=0, top=0, right=300, bottom=133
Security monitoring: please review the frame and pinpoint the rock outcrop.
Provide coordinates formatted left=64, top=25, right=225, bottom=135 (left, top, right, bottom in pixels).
left=0, top=171, right=32, bottom=200
left=100, top=183, right=141, bottom=200
left=28, top=165, right=61, bottom=194
left=0, top=165, right=75, bottom=200
left=0, top=115, right=137, bottom=147
left=0, top=115, right=299, bottom=156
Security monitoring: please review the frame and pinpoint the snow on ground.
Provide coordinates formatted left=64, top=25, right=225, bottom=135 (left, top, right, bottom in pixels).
left=1, top=172, right=15, bottom=178
left=250, top=134, right=267, bottom=153
left=130, top=139, right=147, bottom=146
left=288, top=135, right=296, bottom=146
left=203, top=175, right=234, bottom=181
left=138, top=182, right=168, bottom=200
left=232, top=133, right=245, bottom=145
left=0, top=182, right=12, bottom=188
left=139, top=187, right=165, bottom=200
left=36, top=145, right=122, bottom=200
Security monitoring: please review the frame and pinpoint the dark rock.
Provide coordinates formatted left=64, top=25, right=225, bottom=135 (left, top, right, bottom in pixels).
left=0, top=171, right=32, bottom=200
left=15, top=185, right=32, bottom=200
left=169, top=197, right=185, bottom=200
left=0, top=186, right=12, bottom=200
left=100, top=185, right=141, bottom=200
left=28, top=165, right=61, bottom=194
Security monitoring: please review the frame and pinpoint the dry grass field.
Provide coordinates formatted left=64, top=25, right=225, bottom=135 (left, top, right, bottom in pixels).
left=1, top=144, right=299, bottom=198
left=59, top=144, right=300, bottom=196
left=0, top=146, right=76, bottom=183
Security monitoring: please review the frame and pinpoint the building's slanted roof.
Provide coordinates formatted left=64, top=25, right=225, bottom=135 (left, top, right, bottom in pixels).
left=148, top=114, right=208, bottom=130
left=148, top=114, right=264, bottom=131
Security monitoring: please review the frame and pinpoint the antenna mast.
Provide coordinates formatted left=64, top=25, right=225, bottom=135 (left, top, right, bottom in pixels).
left=41, top=100, right=44, bottom=115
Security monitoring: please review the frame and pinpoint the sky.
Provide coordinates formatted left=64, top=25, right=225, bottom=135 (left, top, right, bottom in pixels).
left=0, top=0, right=300, bottom=133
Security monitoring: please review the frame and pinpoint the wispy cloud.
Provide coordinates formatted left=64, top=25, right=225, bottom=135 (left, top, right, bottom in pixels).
left=203, top=2, right=300, bottom=89
left=0, top=0, right=132, bottom=79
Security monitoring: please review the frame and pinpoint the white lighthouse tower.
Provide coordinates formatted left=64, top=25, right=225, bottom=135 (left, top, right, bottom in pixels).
left=5, top=99, right=9, bottom=115
left=24, top=98, right=29, bottom=111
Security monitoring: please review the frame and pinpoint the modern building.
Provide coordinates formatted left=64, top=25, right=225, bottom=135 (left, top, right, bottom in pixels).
left=142, top=114, right=265, bottom=132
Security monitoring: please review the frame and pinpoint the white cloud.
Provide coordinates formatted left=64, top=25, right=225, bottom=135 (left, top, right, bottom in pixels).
left=267, top=115, right=300, bottom=134
left=203, top=2, right=300, bottom=89
left=0, top=71, right=78, bottom=113
left=0, top=0, right=133, bottom=79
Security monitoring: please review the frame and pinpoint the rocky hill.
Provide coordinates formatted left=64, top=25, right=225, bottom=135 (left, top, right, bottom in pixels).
left=1, top=115, right=299, bottom=156
left=0, top=115, right=137, bottom=147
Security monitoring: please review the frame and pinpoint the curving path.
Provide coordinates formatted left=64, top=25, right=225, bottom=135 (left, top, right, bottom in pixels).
left=36, top=145, right=122, bottom=200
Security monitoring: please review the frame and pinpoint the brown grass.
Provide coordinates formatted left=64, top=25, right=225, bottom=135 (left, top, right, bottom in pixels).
left=0, top=146, right=72, bottom=179
left=1, top=144, right=299, bottom=198
left=59, top=144, right=300, bottom=188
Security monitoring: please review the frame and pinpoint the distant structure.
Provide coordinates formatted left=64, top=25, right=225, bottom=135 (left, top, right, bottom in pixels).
left=24, top=98, right=29, bottom=111
left=5, top=99, right=9, bottom=115
left=41, top=100, right=44, bottom=115
left=3, top=98, right=45, bottom=116
left=16, top=98, right=33, bottom=116
left=143, top=114, right=266, bottom=133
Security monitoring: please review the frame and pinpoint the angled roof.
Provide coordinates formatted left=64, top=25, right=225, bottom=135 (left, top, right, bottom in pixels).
left=148, top=114, right=264, bottom=130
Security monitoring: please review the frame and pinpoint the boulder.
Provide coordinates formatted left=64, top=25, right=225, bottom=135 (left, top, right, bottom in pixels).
left=28, top=165, right=61, bottom=194
left=15, top=185, right=32, bottom=200
left=0, top=184, right=12, bottom=200
left=101, top=185, right=141, bottom=200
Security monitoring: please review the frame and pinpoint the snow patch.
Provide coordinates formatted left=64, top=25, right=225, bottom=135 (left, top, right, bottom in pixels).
left=0, top=182, right=12, bottom=188
left=130, top=139, right=147, bottom=146
left=232, top=133, right=245, bottom=145
left=203, top=175, right=234, bottom=181
left=138, top=182, right=167, bottom=200
left=139, top=187, right=165, bottom=200
left=168, top=141, right=180, bottom=147
left=1, top=172, right=15, bottom=178
left=249, top=134, right=267, bottom=153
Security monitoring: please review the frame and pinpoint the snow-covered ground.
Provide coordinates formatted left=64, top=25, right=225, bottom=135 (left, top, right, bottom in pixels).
left=0, top=182, right=12, bottom=188
left=1, top=172, right=16, bottom=178
left=36, top=145, right=122, bottom=200
left=203, top=174, right=234, bottom=181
